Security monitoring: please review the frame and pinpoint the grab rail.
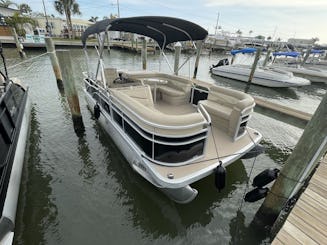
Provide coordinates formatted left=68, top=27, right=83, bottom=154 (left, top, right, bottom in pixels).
left=197, top=103, right=211, bottom=125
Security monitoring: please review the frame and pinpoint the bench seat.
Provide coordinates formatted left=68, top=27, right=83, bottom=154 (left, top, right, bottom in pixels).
left=198, top=86, right=255, bottom=140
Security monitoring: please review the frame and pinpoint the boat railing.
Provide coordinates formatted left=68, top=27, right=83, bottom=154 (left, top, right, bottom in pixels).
left=84, top=78, right=209, bottom=165
left=197, top=103, right=211, bottom=125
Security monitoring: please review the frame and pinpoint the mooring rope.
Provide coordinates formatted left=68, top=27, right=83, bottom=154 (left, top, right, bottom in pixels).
left=7, top=52, right=48, bottom=70
left=234, top=128, right=260, bottom=243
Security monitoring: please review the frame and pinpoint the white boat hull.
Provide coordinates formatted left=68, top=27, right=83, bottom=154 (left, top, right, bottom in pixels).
left=281, top=67, right=327, bottom=83
left=0, top=92, right=31, bottom=245
left=212, top=65, right=310, bottom=87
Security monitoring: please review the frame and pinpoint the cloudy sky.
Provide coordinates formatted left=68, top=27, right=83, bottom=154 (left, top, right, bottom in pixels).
left=16, top=0, right=327, bottom=44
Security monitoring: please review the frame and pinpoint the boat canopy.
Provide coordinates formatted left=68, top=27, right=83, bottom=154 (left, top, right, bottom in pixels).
left=272, top=51, right=300, bottom=57
left=311, top=49, right=324, bottom=54
left=81, top=16, right=208, bottom=49
left=231, top=48, right=257, bottom=55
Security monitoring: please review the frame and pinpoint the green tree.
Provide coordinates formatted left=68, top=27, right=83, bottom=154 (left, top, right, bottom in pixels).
left=54, top=0, right=81, bottom=39
left=255, top=35, right=265, bottom=40
left=5, top=12, right=36, bottom=36
left=236, top=29, right=242, bottom=36
left=0, top=0, right=17, bottom=8
left=88, top=16, right=98, bottom=22
left=19, top=3, right=32, bottom=14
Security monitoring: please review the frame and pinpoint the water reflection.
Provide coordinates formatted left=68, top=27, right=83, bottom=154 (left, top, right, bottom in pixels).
left=77, top=132, right=98, bottom=182
left=229, top=210, right=271, bottom=245
left=14, top=107, right=59, bottom=245
left=94, top=121, right=248, bottom=239
left=260, top=139, right=292, bottom=166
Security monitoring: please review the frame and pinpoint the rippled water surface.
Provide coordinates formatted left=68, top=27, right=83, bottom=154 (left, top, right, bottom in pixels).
left=3, top=48, right=325, bottom=245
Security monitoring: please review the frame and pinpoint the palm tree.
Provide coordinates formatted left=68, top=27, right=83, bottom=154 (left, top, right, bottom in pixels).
left=0, top=0, right=17, bottom=8
left=88, top=16, right=98, bottom=22
left=19, top=3, right=32, bottom=14
left=54, top=0, right=81, bottom=39
left=5, top=12, right=36, bottom=36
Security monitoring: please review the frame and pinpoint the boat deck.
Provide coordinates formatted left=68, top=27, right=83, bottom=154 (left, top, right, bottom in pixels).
left=154, top=100, right=197, bottom=115
left=272, top=155, right=327, bottom=245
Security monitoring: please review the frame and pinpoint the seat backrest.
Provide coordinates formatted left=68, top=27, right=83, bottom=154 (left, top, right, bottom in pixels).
left=103, top=67, right=119, bottom=87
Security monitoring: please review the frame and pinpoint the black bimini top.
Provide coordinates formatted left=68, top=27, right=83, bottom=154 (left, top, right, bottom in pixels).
left=81, top=16, right=208, bottom=48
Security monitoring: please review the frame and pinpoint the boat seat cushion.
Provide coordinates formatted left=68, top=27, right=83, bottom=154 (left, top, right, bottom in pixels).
left=114, top=85, right=154, bottom=108
left=199, top=85, right=255, bottom=140
left=110, top=87, right=205, bottom=136
left=199, top=100, right=232, bottom=120
left=158, top=85, right=185, bottom=97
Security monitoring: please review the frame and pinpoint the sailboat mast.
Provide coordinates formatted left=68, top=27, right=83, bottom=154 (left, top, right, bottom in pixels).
left=214, top=12, right=220, bottom=36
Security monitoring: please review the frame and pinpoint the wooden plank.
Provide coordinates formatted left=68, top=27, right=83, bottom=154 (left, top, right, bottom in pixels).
left=296, top=198, right=327, bottom=226
left=254, top=97, right=312, bottom=122
left=271, top=237, right=285, bottom=245
left=283, top=220, right=318, bottom=244
left=302, top=192, right=327, bottom=214
left=304, top=188, right=327, bottom=208
left=289, top=212, right=327, bottom=244
left=275, top=228, right=302, bottom=245
left=307, top=183, right=326, bottom=200
left=310, top=176, right=327, bottom=192
left=312, top=173, right=327, bottom=188
left=314, top=164, right=327, bottom=178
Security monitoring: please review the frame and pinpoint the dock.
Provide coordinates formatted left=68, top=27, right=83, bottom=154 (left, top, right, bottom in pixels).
left=0, top=38, right=156, bottom=53
left=272, top=155, right=327, bottom=244
left=254, top=97, right=313, bottom=122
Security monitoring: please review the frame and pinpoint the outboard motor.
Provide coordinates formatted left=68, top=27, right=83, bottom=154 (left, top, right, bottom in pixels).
left=94, top=104, right=101, bottom=119
left=210, top=58, right=229, bottom=71
left=215, top=162, right=226, bottom=192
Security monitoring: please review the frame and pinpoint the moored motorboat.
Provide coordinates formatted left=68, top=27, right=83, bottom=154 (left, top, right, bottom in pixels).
left=211, top=48, right=311, bottom=87
left=0, top=46, right=31, bottom=244
left=81, top=16, right=262, bottom=203
left=272, top=51, right=327, bottom=83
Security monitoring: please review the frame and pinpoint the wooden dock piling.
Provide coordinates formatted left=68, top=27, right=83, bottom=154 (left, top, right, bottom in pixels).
left=12, top=27, right=26, bottom=58
left=45, top=37, right=64, bottom=90
left=174, top=42, right=182, bottom=75
left=245, top=48, right=261, bottom=93
left=56, top=50, right=84, bottom=134
left=255, top=92, right=327, bottom=224
left=193, top=40, right=203, bottom=79
left=141, top=38, right=147, bottom=70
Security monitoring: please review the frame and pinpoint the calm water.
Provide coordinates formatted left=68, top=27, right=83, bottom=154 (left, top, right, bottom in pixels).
left=3, top=48, right=325, bottom=245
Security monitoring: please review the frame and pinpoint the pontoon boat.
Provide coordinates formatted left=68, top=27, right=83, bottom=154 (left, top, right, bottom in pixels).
left=81, top=17, right=262, bottom=203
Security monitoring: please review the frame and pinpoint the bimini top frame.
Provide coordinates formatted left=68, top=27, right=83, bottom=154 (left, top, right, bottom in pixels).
left=81, top=16, right=208, bottom=81
left=81, top=16, right=208, bottom=49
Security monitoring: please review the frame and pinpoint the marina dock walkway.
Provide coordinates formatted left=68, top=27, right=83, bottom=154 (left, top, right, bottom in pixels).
left=272, top=155, right=327, bottom=244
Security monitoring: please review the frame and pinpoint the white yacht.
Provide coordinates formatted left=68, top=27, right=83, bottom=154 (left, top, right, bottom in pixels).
left=0, top=47, right=31, bottom=244
left=81, top=16, right=262, bottom=203
left=272, top=51, right=327, bottom=83
left=211, top=48, right=310, bottom=87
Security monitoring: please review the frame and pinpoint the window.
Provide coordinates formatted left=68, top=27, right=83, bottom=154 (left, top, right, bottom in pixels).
left=113, top=109, right=122, bottom=127
left=101, top=100, right=110, bottom=115
left=154, top=139, right=205, bottom=163
left=124, top=122, right=152, bottom=156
